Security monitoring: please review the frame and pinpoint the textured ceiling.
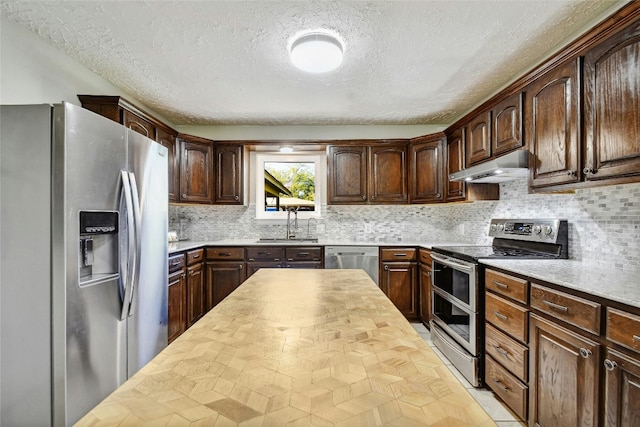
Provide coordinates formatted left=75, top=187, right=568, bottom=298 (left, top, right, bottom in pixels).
left=1, top=1, right=626, bottom=126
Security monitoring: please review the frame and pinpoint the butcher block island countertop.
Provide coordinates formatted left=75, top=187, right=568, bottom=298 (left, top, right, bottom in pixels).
left=77, top=270, right=495, bottom=427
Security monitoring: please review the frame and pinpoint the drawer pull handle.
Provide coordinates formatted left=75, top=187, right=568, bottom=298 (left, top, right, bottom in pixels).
left=219, top=253, right=231, bottom=257
left=393, top=253, right=407, bottom=257
left=494, top=311, right=508, bottom=321
left=542, top=300, right=568, bottom=312
left=298, top=252, right=310, bottom=256
left=493, top=379, right=509, bottom=392
left=579, top=348, right=592, bottom=359
left=274, top=258, right=281, bottom=261
left=604, top=359, right=618, bottom=371
left=192, top=254, right=199, bottom=259
left=493, top=281, right=508, bottom=289
left=494, top=345, right=509, bottom=358
left=258, top=252, right=271, bottom=255
left=633, top=335, right=640, bottom=342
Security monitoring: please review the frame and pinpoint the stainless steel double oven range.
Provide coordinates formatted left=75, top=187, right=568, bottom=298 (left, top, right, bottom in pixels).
left=430, top=218, right=568, bottom=387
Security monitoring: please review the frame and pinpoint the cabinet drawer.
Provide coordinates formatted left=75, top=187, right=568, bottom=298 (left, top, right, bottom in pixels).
left=486, top=323, right=528, bottom=382
left=418, top=248, right=432, bottom=265
left=186, top=249, right=204, bottom=266
left=607, top=307, right=640, bottom=353
left=485, top=355, right=528, bottom=421
left=168, top=253, right=186, bottom=272
left=485, top=269, right=528, bottom=304
left=380, top=248, right=416, bottom=261
left=206, top=247, right=245, bottom=260
left=246, top=247, right=284, bottom=261
left=286, top=247, right=322, bottom=261
left=486, top=292, right=529, bottom=343
left=530, top=284, right=601, bottom=335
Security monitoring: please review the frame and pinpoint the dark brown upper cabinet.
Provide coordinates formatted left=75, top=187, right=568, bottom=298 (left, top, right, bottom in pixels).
left=584, top=20, right=640, bottom=183
left=368, top=144, right=408, bottom=203
left=327, top=145, right=368, bottom=203
left=179, top=135, right=214, bottom=204
left=445, top=127, right=466, bottom=202
left=409, top=134, right=445, bottom=203
left=214, top=145, right=243, bottom=204
left=526, top=58, right=582, bottom=189
left=122, top=110, right=155, bottom=140
left=328, top=143, right=408, bottom=204
left=466, top=111, right=492, bottom=166
left=156, top=127, right=179, bottom=202
left=492, top=92, right=524, bottom=156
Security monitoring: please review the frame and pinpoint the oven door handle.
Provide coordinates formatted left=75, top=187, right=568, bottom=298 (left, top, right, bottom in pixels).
left=431, top=252, right=475, bottom=273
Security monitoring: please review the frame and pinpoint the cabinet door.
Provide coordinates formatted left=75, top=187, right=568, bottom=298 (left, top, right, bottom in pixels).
left=466, top=111, right=492, bottom=165
left=246, top=261, right=282, bottom=278
left=167, top=269, right=186, bottom=343
left=327, top=145, right=368, bottom=203
left=186, top=262, right=205, bottom=327
left=214, top=145, right=243, bottom=204
left=584, top=22, right=640, bottom=182
left=445, top=127, right=466, bottom=202
left=369, top=145, right=408, bottom=203
left=492, top=92, right=524, bottom=156
left=381, top=261, right=417, bottom=319
left=409, top=136, right=444, bottom=203
left=418, top=263, right=432, bottom=325
left=603, top=348, right=640, bottom=427
left=526, top=59, right=581, bottom=188
left=529, top=314, right=600, bottom=427
left=156, top=127, right=179, bottom=202
left=205, top=261, right=246, bottom=310
left=123, top=110, right=155, bottom=139
left=179, top=138, right=213, bottom=203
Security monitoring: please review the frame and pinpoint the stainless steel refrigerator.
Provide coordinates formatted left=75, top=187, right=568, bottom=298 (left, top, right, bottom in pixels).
left=0, top=103, right=168, bottom=426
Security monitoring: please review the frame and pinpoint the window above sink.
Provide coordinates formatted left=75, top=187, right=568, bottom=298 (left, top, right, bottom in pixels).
left=253, top=151, right=325, bottom=220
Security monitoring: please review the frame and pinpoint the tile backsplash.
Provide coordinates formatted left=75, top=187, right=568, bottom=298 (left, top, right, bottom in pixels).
left=170, top=179, right=640, bottom=271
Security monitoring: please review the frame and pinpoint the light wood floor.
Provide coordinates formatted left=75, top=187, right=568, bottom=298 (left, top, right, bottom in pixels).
left=76, top=269, right=498, bottom=426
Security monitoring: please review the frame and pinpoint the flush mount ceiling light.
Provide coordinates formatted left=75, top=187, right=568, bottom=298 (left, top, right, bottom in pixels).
left=279, top=146, right=294, bottom=153
left=289, top=31, right=344, bottom=73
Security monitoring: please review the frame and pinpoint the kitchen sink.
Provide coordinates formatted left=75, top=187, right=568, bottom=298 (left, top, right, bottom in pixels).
left=256, top=237, right=319, bottom=243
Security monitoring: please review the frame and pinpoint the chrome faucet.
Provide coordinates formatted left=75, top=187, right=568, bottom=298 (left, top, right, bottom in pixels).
left=286, top=208, right=298, bottom=239
left=306, top=217, right=317, bottom=239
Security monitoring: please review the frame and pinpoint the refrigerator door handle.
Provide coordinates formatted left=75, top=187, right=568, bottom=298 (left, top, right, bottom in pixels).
left=127, top=171, right=142, bottom=317
left=120, top=171, right=136, bottom=321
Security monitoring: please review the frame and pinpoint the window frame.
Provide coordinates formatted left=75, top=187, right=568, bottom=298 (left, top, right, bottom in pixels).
left=254, top=152, right=325, bottom=220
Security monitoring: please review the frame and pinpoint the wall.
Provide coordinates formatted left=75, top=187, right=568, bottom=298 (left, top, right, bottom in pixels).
left=170, top=179, right=640, bottom=272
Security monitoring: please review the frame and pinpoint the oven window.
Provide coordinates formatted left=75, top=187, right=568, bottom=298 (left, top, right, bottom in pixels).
left=432, top=292, right=472, bottom=345
left=433, top=261, right=471, bottom=305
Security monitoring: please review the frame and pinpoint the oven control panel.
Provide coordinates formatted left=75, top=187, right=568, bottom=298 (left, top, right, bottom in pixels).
left=488, top=218, right=567, bottom=243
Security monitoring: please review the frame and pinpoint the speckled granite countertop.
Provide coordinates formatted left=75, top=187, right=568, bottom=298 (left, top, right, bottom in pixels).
left=481, top=259, right=640, bottom=309
left=168, top=239, right=472, bottom=254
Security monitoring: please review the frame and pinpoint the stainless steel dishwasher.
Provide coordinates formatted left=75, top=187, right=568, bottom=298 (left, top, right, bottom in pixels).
left=324, top=246, right=379, bottom=286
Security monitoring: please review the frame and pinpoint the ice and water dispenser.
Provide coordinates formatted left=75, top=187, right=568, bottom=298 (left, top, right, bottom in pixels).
left=79, top=211, right=119, bottom=286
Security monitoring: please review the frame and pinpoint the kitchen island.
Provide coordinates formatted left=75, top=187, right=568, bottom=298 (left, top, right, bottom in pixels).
left=76, top=269, right=495, bottom=426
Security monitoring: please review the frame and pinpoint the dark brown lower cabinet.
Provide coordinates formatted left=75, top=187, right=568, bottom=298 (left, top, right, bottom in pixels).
left=186, top=262, right=205, bottom=327
left=167, top=269, right=186, bottom=344
left=205, top=261, right=246, bottom=310
left=418, top=263, right=431, bottom=325
left=604, top=348, right=640, bottom=427
left=529, top=314, right=600, bottom=427
left=380, top=261, right=417, bottom=320
left=246, top=261, right=282, bottom=278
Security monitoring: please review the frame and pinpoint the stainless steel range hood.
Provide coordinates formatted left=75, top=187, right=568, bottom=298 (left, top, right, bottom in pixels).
left=449, top=149, right=529, bottom=183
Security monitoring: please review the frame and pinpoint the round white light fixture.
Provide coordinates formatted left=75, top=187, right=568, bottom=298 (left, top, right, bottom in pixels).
left=289, top=32, right=344, bottom=73
left=279, top=146, right=294, bottom=153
